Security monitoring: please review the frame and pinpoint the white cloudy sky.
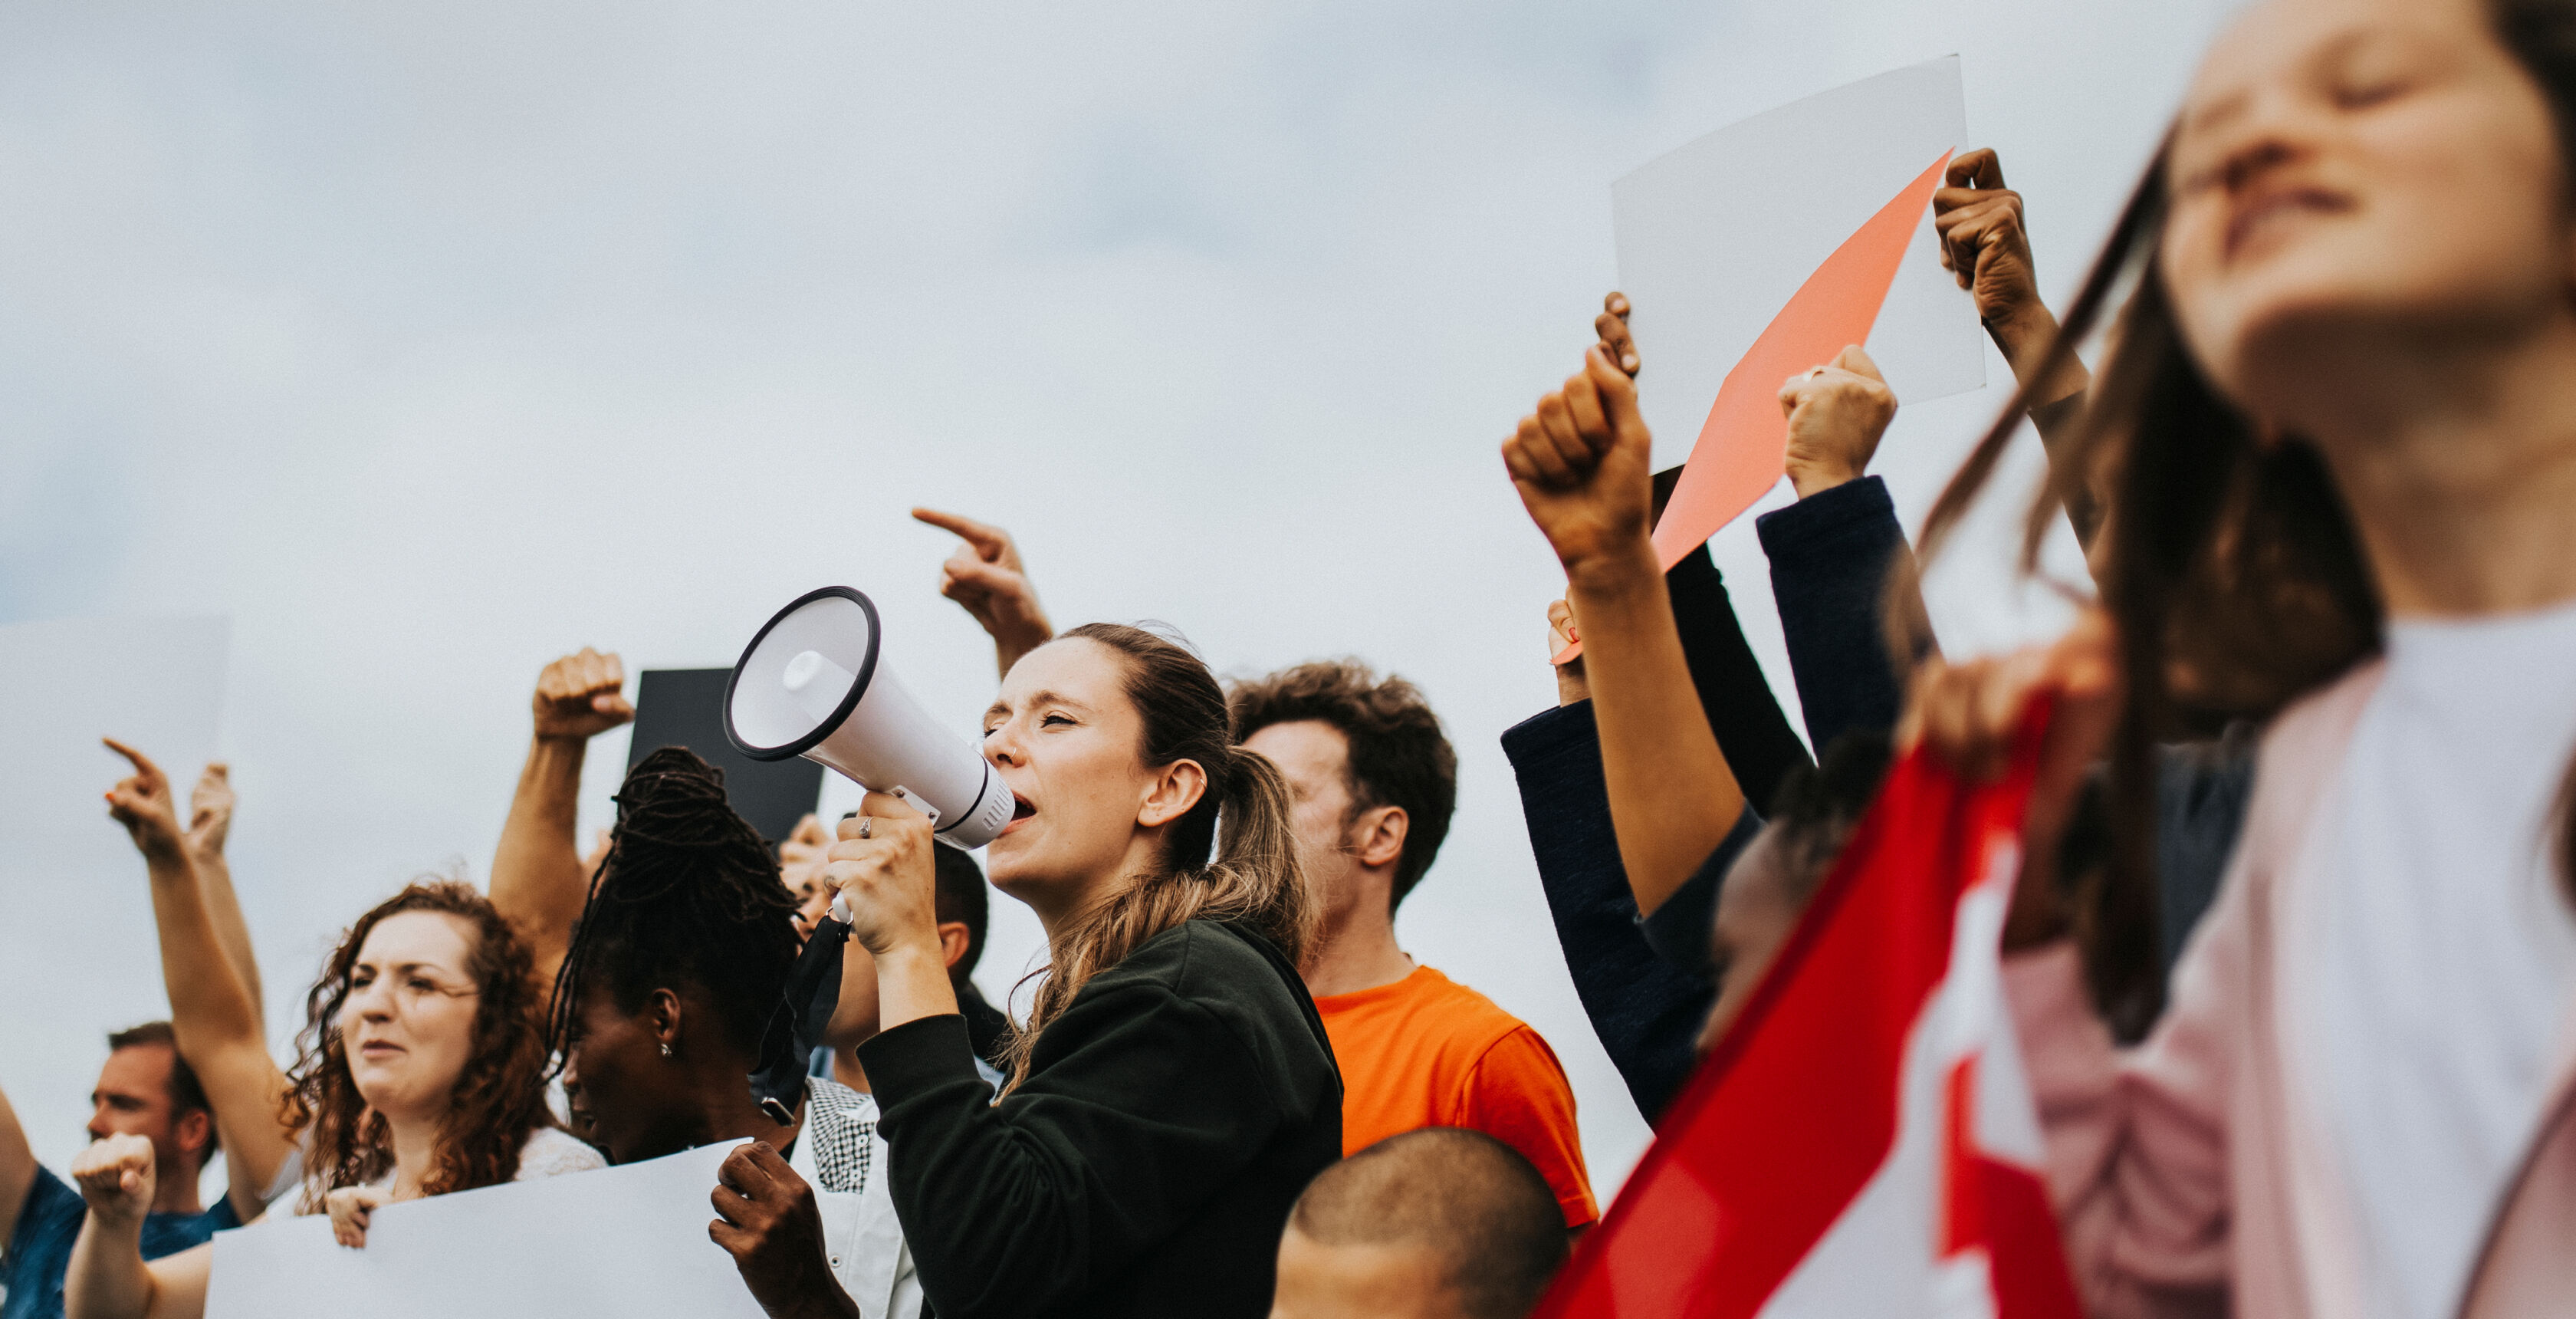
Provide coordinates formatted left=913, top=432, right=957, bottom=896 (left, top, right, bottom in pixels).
left=1, top=0, right=2237, bottom=1196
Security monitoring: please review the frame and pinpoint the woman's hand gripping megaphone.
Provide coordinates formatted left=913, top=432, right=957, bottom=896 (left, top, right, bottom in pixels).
left=825, top=791, right=944, bottom=960
left=824, top=791, right=963, bottom=1034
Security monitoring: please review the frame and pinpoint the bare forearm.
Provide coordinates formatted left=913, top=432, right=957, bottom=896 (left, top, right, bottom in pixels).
left=188, top=848, right=263, bottom=1032
left=1567, top=541, right=1747, bottom=916
left=991, top=624, right=1053, bottom=683
left=871, top=943, right=961, bottom=1035
left=1988, top=305, right=2088, bottom=412
left=146, top=854, right=261, bottom=1050
left=67, top=1215, right=156, bottom=1319
left=491, top=736, right=591, bottom=979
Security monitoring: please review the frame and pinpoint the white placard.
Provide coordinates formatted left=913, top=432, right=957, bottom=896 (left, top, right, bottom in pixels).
left=1614, top=56, right=1984, bottom=471
left=208, top=1143, right=764, bottom=1319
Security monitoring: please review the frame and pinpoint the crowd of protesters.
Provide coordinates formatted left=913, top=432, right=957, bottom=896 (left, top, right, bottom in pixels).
left=7, top=0, right=2576, bottom=1314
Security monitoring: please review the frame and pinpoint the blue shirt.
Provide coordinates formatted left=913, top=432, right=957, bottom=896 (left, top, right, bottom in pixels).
left=1, top=1166, right=242, bottom=1319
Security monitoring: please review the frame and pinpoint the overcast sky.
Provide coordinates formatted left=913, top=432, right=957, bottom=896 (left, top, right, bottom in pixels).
left=0, top=0, right=2237, bottom=1196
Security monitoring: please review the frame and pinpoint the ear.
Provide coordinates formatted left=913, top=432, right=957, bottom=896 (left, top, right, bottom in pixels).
left=646, top=987, right=685, bottom=1053
left=936, top=922, right=972, bottom=972
left=1349, top=804, right=1408, bottom=872
left=1135, top=758, right=1208, bottom=829
left=174, top=1107, right=213, bottom=1159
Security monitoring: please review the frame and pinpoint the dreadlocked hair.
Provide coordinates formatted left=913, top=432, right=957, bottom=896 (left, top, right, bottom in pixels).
left=282, top=879, right=554, bottom=1211
left=998, top=623, right=1317, bottom=1091
left=547, top=747, right=800, bottom=1070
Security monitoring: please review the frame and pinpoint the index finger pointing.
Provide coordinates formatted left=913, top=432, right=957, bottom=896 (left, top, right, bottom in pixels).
left=912, top=508, right=1009, bottom=558
left=100, top=738, right=160, bottom=781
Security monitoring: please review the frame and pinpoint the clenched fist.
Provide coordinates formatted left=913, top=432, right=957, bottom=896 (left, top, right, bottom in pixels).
left=71, top=1133, right=157, bottom=1228
left=1778, top=345, right=1898, bottom=498
left=186, top=762, right=235, bottom=857
left=532, top=648, right=633, bottom=742
left=1502, top=344, right=1657, bottom=578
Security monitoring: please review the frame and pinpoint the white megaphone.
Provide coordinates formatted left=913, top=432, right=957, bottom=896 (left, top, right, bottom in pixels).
left=724, top=586, right=1015, bottom=854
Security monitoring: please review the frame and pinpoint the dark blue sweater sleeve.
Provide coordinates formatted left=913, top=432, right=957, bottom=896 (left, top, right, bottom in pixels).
left=1754, top=475, right=1920, bottom=754
left=1501, top=702, right=1714, bottom=1124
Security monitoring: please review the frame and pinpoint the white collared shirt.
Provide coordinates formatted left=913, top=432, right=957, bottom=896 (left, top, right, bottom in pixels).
left=791, top=1078, right=921, bottom=1319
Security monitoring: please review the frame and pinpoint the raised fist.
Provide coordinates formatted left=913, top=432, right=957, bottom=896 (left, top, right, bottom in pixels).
left=1502, top=343, right=1656, bottom=576
left=70, top=1132, right=156, bottom=1228
left=187, top=761, right=235, bottom=856
left=1778, top=345, right=1898, bottom=498
left=532, top=648, right=633, bottom=742
left=103, top=740, right=186, bottom=862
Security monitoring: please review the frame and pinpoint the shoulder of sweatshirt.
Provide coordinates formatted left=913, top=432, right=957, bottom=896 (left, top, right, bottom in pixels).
left=1079, top=919, right=1295, bottom=1011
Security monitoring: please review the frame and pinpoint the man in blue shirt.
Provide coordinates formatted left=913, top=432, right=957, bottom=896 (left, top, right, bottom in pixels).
left=0, top=1025, right=248, bottom=1319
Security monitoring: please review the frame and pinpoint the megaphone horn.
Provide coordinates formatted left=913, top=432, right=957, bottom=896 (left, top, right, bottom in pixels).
left=723, top=586, right=1014, bottom=851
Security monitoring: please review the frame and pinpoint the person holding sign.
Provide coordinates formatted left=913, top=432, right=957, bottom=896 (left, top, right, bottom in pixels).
left=64, top=755, right=600, bottom=1319
left=540, top=747, right=922, bottom=1319
left=830, top=623, right=1342, bottom=1319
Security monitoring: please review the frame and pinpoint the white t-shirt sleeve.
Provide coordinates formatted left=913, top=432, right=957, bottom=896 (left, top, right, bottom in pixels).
left=511, top=1127, right=608, bottom=1181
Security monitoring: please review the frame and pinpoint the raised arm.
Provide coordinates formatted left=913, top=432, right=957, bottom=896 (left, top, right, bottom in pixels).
left=488, top=649, right=632, bottom=983
left=0, top=1077, right=34, bottom=1252
left=1934, top=147, right=2099, bottom=541
left=182, top=764, right=262, bottom=1034
left=102, top=742, right=288, bottom=1225
left=1756, top=345, right=1939, bottom=752
left=912, top=508, right=1055, bottom=680
left=66, top=1135, right=211, bottom=1319
left=1503, top=342, right=1745, bottom=917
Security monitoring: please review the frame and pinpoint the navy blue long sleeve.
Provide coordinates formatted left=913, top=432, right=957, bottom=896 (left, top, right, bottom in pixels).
left=1503, top=546, right=1806, bottom=1122
left=1503, top=701, right=1716, bottom=1122
left=1755, top=475, right=1917, bottom=755
left=1508, top=489, right=1920, bottom=1123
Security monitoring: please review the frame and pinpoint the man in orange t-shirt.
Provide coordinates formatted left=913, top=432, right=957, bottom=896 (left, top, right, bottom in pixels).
left=1234, top=662, right=1598, bottom=1231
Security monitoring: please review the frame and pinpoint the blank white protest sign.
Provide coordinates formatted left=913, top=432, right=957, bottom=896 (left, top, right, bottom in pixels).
left=0, top=615, right=229, bottom=1176
left=1613, top=55, right=1984, bottom=472
left=208, top=1143, right=767, bottom=1319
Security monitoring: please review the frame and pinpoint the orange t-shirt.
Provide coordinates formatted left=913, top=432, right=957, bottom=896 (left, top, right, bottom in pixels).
left=1313, top=963, right=1598, bottom=1227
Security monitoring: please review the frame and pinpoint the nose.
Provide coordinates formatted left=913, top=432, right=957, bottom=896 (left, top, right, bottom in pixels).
left=87, top=1101, right=111, bottom=1140
left=984, top=722, right=1026, bottom=770
left=350, top=975, right=396, bottom=1022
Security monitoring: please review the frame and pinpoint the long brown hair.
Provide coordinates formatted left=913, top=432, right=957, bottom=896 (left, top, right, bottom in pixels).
left=283, top=880, right=556, bottom=1209
left=997, top=623, right=1316, bottom=1089
left=1917, top=0, right=2576, bottom=1036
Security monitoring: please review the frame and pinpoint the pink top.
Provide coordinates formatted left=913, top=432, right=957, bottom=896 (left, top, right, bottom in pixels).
left=2003, top=661, right=2576, bottom=1318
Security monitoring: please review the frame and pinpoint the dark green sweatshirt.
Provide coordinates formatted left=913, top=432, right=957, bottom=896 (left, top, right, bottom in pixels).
left=856, top=919, right=1342, bottom=1319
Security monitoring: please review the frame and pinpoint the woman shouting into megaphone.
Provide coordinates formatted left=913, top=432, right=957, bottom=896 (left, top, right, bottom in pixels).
left=826, top=622, right=1341, bottom=1319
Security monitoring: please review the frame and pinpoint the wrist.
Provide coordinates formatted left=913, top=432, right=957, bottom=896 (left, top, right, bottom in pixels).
left=1986, top=304, right=2060, bottom=372
left=1562, top=537, right=1661, bottom=600
left=1786, top=462, right=1861, bottom=500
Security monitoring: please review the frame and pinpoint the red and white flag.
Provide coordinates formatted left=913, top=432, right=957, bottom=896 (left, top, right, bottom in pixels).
left=1536, top=709, right=2080, bottom=1317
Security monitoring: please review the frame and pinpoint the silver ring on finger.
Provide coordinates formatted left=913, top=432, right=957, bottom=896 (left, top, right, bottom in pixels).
left=856, top=816, right=872, bottom=840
